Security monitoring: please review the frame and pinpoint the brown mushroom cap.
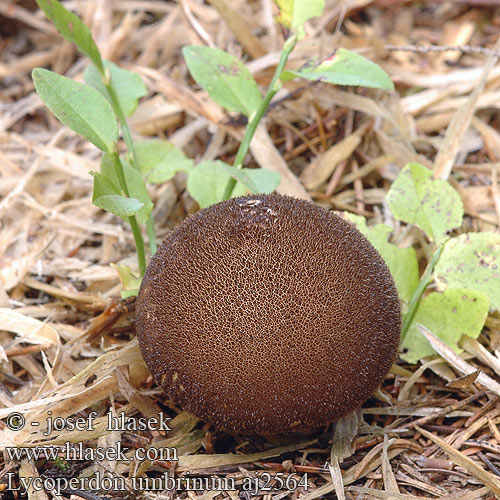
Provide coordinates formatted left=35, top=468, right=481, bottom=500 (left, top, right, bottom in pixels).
left=136, top=194, right=401, bottom=435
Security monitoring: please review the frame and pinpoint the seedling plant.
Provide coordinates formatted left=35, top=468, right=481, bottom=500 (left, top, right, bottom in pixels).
left=346, top=162, right=500, bottom=363
left=32, top=0, right=500, bottom=363
left=32, top=0, right=392, bottom=281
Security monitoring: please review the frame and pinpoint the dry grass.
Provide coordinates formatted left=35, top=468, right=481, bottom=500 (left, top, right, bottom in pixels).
left=1, top=1, right=500, bottom=499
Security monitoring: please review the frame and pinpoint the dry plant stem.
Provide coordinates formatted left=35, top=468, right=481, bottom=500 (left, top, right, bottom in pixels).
left=110, top=151, right=147, bottom=276
left=222, top=35, right=297, bottom=201
left=385, top=44, right=500, bottom=58
left=401, top=245, right=443, bottom=342
left=61, top=489, right=105, bottom=500
left=105, top=76, right=157, bottom=256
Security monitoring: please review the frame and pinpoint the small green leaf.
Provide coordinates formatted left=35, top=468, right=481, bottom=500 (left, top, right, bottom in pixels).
left=344, top=214, right=419, bottom=304
left=120, top=288, right=139, bottom=299
left=84, top=61, right=147, bottom=117
left=133, top=140, right=194, bottom=184
left=187, top=161, right=247, bottom=208
left=434, top=232, right=500, bottom=312
left=36, top=0, right=104, bottom=74
left=275, top=0, right=325, bottom=39
left=100, top=153, right=121, bottom=192
left=97, top=155, right=153, bottom=224
left=121, top=161, right=154, bottom=225
left=214, top=162, right=260, bottom=193
left=187, top=161, right=280, bottom=208
left=32, top=68, right=118, bottom=152
left=92, top=168, right=149, bottom=223
left=283, top=48, right=394, bottom=90
left=211, top=162, right=280, bottom=194
left=91, top=171, right=120, bottom=199
left=183, top=46, right=262, bottom=117
left=94, top=195, right=143, bottom=218
left=386, top=162, right=464, bottom=247
left=400, top=288, right=489, bottom=363
left=111, top=263, right=142, bottom=298
left=243, top=168, right=281, bottom=194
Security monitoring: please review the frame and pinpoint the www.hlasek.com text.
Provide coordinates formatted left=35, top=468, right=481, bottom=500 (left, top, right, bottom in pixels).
left=6, top=442, right=177, bottom=462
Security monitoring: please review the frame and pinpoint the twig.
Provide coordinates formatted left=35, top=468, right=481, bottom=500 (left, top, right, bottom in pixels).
left=385, top=44, right=500, bottom=58
left=4, top=343, right=52, bottom=357
left=60, top=489, right=107, bottom=500
left=477, top=451, right=500, bottom=477
left=396, top=392, right=485, bottom=431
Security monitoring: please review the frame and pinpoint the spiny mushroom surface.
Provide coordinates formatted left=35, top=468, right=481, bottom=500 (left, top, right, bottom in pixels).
left=136, top=193, right=401, bottom=435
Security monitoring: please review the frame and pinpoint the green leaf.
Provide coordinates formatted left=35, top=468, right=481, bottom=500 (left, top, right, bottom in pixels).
left=282, top=48, right=394, bottom=90
left=84, top=61, right=147, bottom=117
left=183, top=46, right=262, bottom=117
left=121, top=161, right=154, bottom=225
left=32, top=68, right=118, bottom=152
left=344, top=214, right=419, bottom=304
left=133, top=140, right=194, bottom=184
left=91, top=171, right=120, bottom=199
left=187, top=161, right=280, bottom=208
left=187, top=161, right=247, bottom=208
left=111, top=263, right=142, bottom=298
left=275, top=0, right=325, bottom=39
left=216, top=162, right=259, bottom=192
left=100, top=153, right=121, bottom=192
left=92, top=168, right=149, bottom=222
left=386, top=162, right=464, bottom=247
left=97, top=154, right=153, bottom=224
left=36, top=0, right=103, bottom=74
left=243, top=168, right=281, bottom=194
left=434, top=232, right=500, bottom=312
left=400, top=288, right=489, bottom=363
left=94, top=195, right=143, bottom=218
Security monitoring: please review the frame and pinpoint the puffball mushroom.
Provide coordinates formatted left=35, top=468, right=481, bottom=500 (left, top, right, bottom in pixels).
left=136, top=193, right=401, bottom=435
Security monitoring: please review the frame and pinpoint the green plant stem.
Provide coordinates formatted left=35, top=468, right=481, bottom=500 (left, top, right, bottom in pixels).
left=105, top=80, right=157, bottom=256
left=111, top=152, right=146, bottom=276
left=222, top=35, right=298, bottom=201
left=401, top=245, right=443, bottom=342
